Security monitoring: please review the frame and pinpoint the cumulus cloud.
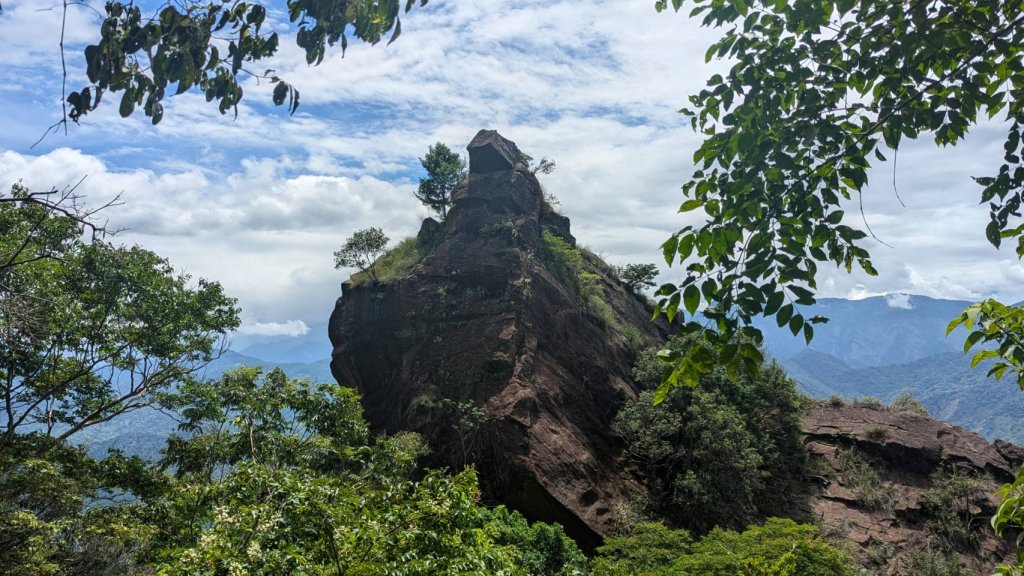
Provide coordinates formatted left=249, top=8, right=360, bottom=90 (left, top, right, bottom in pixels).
left=237, top=320, right=311, bottom=337
left=885, top=293, right=914, bottom=310
left=2, top=0, right=1023, bottom=332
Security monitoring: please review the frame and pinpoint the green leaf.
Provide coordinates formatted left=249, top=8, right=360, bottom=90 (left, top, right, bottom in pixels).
left=963, top=330, right=985, bottom=353
left=119, top=87, right=136, bottom=118
left=788, top=314, right=803, bottom=336
left=764, top=290, right=785, bottom=316
left=802, top=322, right=814, bottom=344
left=662, top=235, right=679, bottom=265
left=946, top=315, right=966, bottom=336
left=683, top=284, right=700, bottom=316
left=679, top=199, right=703, bottom=212
left=971, top=349, right=1000, bottom=368
left=776, top=303, right=793, bottom=327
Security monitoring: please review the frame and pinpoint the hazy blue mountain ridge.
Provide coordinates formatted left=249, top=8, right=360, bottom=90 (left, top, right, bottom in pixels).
left=756, top=294, right=1023, bottom=444
left=780, top=349, right=1024, bottom=444
left=756, top=294, right=969, bottom=366
left=75, top=348, right=332, bottom=460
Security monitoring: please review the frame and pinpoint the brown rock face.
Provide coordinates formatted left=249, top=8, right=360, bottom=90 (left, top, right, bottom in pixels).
left=467, top=129, right=524, bottom=173
left=328, top=131, right=663, bottom=546
left=802, top=402, right=1021, bottom=574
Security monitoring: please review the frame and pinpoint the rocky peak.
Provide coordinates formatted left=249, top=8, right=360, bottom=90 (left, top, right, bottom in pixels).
left=329, top=131, right=663, bottom=545
left=467, top=129, right=525, bottom=173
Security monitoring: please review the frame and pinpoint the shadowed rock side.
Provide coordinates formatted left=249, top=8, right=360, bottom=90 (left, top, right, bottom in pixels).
left=329, top=130, right=665, bottom=546
left=802, top=401, right=1022, bottom=574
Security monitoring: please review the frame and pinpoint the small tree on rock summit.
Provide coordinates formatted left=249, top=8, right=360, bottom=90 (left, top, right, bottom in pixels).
left=415, top=142, right=466, bottom=221
left=334, top=227, right=389, bottom=283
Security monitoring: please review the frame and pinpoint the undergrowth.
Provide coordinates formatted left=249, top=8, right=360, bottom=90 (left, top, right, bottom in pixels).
left=353, top=237, right=422, bottom=285
left=541, top=231, right=646, bottom=347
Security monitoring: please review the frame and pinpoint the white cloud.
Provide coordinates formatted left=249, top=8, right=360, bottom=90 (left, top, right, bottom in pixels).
left=885, top=293, right=914, bottom=310
left=2, top=0, right=1022, bottom=335
left=237, top=320, right=311, bottom=337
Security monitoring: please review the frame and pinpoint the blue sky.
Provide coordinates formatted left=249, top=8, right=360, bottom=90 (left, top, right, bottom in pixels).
left=2, top=0, right=1022, bottom=343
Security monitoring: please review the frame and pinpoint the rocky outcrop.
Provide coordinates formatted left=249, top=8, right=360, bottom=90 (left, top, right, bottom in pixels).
left=802, top=401, right=1022, bottom=574
left=329, top=130, right=664, bottom=546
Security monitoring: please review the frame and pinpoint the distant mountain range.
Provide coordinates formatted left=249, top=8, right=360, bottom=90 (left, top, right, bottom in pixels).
left=755, top=294, right=1024, bottom=444
left=74, top=347, right=333, bottom=460
left=74, top=293, right=1024, bottom=457
left=755, top=294, right=970, bottom=365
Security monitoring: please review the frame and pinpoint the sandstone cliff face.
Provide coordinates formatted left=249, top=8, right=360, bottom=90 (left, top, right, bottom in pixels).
left=330, top=130, right=1021, bottom=569
left=802, top=401, right=1022, bottom=574
left=329, top=130, right=664, bottom=545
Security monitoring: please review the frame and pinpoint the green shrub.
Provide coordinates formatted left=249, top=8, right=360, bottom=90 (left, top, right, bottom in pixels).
left=616, top=336, right=809, bottom=533
left=921, top=466, right=987, bottom=552
left=866, top=424, right=890, bottom=441
left=863, top=539, right=894, bottom=567
left=619, top=324, right=648, bottom=348
left=485, top=507, right=588, bottom=576
left=542, top=230, right=584, bottom=287
left=890, top=392, right=930, bottom=416
left=828, top=395, right=845, bottom=407
left=362, top=236, right=422, bottom=284
left=542, top=231, right=646, bottom=347
left=837, top=447, right=899, bottom=513
left=854, top=396, right=885, bottom=410
left=592, top=523, right=693, bottom=576
left=896, top=548, right=972, bottom=576
left=592, top=519, right=856, bottom=576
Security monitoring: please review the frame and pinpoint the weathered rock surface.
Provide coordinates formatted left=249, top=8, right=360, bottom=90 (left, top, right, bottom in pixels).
left=802, top=402, right=1021, bottom=574
left=467, top=129, right=524, bottom=173
left=329, top=130, right=664, bottom=546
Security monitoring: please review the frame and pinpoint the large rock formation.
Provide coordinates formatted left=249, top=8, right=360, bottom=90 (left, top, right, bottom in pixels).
left=329, top=130, right=663, bottom=545
left=802, top=401, right=1022, bottom=574
left=330, top=130, right=1021, bottom=569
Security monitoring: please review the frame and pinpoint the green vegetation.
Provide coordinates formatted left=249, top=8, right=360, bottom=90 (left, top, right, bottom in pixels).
left=1, top=366, right=586, bottom=575
left=921, top=466, right=988, bottom=553
left=652, top=0, right=1024, bottom=427
left=366, top=236, right=423, bottom=284
left=0, top=183, right=239, bottom=440
left=854, top=396, right=885, bottom=411
left=616, top=336, right=808, bottom=533
left=865, top=425, right=889, bottom=442
left=338, top=234, right=424, bottom=287
left=897, top=549, right=972, bottom=576
left=890, top=392, right=930, bottom=416
left=592, top=519, right=856, bottom=576
left=523, top=153, right=557, bottom=176
left=836, top=448, right=899, bottom=513
left=415, top=142, right=466, bottom=221
left=645, top=2, right=1024, bottom=567
left=541, top=231, right=647, bottom=347
left=334, top=227, right=390, bottom=283
left=614, top=263, right=659, bottom=294
left=62, top=0, right=425, bottom=125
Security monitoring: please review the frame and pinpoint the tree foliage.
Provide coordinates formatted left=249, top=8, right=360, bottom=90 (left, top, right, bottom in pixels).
left=60, top=0, right=427, bottom=125
left=616, top=335, right=808, bottom=533
left=333, top=227, right=389, bottom=283
left=592, top=519, right=856, bottom=576
left=650, top=0, right=1024, bottom=397
left=615, top=263, right=660, bottom=293
left=0, top=183, right=239, bottom=441
left=415, top=142, right=466, bottom=221
left=1, top=366, right=587, bottom=574
left=523, top=153, right=557, bottom=176
left=651, top=1, right=1024, bottom=569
